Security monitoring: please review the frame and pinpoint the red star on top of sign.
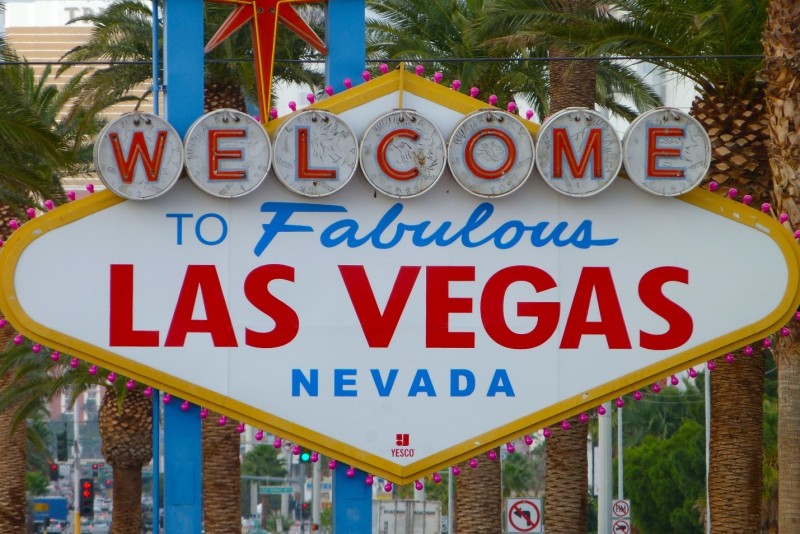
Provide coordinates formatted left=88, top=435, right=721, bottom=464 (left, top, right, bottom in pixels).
left=205, top=0, right=328, bottom=121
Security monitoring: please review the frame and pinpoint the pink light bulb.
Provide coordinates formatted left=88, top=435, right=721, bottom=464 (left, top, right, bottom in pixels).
left=26, top=208, right=36, bottom=219
left=507, top=102, right=517, bottom=113
left=86, top=184, right=95, bottom=194
left=432, top=473, right=442, bottom=484
left=688, top=368, right=698, bottom=378
left=288, top=101, right=297, bottom=112
left=379, top=63, right=389, bottom=74
left=597, top=405, right=606, bottom=415
left=782, top=327, right=791, bottom=336
left=163, top=393, right=171, bottom=404
left=200, top=408, right=209, bottom=418
left=794, top=230, right=800, bottom=239
left=126, top=379, right=135, bottom=390
left=310, top=452, right=319, bottom=463
left=69, top=358, right=79, bottom=369
left=796, top=311, right=800, bottom=321
left=88, top=365, right=97, bottom=375
left=451, top=466, right=461, bottom=476
left=0, top=319, right=6, bottom=328
left=292, top=445, right=301, bottom=455
left=365, top=474, right=374, bottom=485
left=561, top=420, right=570, bottom=430
left=343, top=78, right=352, bottom=89
left=616, top=397, right=624, bottom=408
left=726, top=353, right=735, bottom=363
left=384, top=481, right=393, bottom=491
left=543, top=428, right=552, bottom=438
left=762, top=202, right=771, bottom=213
left=469, top=458, right=478, bottom=468
left=181, top=400, right=190, bottom=411
left=469, top=87, right=479, bottom=98
left=328, top=459, right=337, bottom=470
left=415, top=64, right=424, bottom=76
left=727, top=188, right=737, bottom=198
left=742, top=194, right=752, bottom=205
left=255, top=430, right=264, bottom=441
left=32, top=343, right=41, bottom=353
left=362, top=71, right=371, bottom=82
left=670, top=375, right=679, bottom=385
left=51, top=352, right=60, bottom=362
left=708, top=181, right=719, bottom=192
left=524, top=435, right=533, bottom=446
left=780, top=213, right=789, bottom=223
left=526, top=109, right=534, bottom=120
left=451, top=80, right=461, bottom=91
left=707, top=360, right=717, bottom=371
left=269, top=108, right=278, bottom=120
left=273, top=437, right=282, bottom=448
left=218, top=415, right=227, bottom=426
left=236, top=423, right=245, bottom=433
left=44, top=200, right=54, bottom=210
left=346, top=467, right=356, bottom=478
left=306, top=93, right=315, bottom=104
left=433, top=71, right=443, bottom=83
left=67, top=191, right=76, bottom=201
left=633, top=391, right=642, bottom=401
left=143, top=386, right=153, bottom=397
left=487, top=449, right=498, bottom=460
left=488, top=95, right=498, bottom=106
left=325, top=86, right=334, bottom=96
left=506, top=442, right=515, bottom=453
left=652, top=383, right=661, bottom=393
left=579, top=412, right=589, bottom=424
left=8, top=220, right=19, bottom=230
left=763, top=338, right=772, bottom=348
left=415, top=480, right=423, bottom=490
left=744, top=345, right=754, bottom=356
left=107, top=372, right=116, bottom=383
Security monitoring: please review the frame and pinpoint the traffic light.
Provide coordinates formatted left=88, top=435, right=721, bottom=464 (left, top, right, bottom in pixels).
left=299, top=449, right=311, bottom=463
left=301, top=502, right=309, bottom=519
left=49, top=463, right=59, bottom=481
left=92, top=463, right=99, bottom=478
left=79, top=478, right=95, bottom=518
left=56, top=431, right=68, bottom=462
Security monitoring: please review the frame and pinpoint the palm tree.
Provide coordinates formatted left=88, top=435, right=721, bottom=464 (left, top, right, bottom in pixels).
left=0, top=42, right=105, bottom=529
left=484, top=0, right=770, bottom=528
left=365, top=0, right=660, bottom=121
left=455, top=451, right=502, bottom=533
left=762, top=0, right=800, bottom=528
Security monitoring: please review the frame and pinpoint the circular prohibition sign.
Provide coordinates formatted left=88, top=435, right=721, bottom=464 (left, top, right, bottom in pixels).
left=508, top=499, right=541, bottom=532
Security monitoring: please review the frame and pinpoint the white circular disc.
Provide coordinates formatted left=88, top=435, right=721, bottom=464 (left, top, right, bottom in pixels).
left=183, top=109, right=271, bottom=198
left=360, top=110, right=447, bottom=199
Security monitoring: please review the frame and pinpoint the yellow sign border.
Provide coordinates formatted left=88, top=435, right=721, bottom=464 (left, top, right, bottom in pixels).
left=2, top=70, right=799, bottom=484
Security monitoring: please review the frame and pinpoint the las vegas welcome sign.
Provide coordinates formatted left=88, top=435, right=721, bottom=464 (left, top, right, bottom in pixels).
left=1, top=70, right=798, bottom=483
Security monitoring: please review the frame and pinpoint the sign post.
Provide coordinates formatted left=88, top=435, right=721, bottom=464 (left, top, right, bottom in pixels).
left=506, top=498, right=543, bottom=533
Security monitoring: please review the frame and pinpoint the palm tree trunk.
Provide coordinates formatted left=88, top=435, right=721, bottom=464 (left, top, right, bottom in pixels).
left=763, top=0, right=800, bottom=529
left=0, top=324, right=27, bottom=532
left=708, top=349, right=763, bottom=531
left=543, top=3, right=593, bottom=531
left=202, top=411, right=241, bottom=533
left=111, top=466, right=143, bottom=534
left=544, top=416, right=588, bottom=532
left=454, top=448, right=501, bottom=533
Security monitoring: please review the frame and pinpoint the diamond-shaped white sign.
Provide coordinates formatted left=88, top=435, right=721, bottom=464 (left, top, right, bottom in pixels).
left=2, top=72, right=798, bottom=483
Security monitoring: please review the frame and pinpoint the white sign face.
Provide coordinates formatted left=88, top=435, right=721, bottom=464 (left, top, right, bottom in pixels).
left=612, top=519, right=632, bottom=534
left=612, top=499, right=630, bottom=518
left=506, top=498, right=543, bottom=533
left=94, top=112, right=184, bottom=200
left=184, top=109, right=271, bottom=198
left=2, top=77, right=799, bottom=484
left=535, top=108, right=622, bottom=197
left=623, top=108, right=711, bottom=197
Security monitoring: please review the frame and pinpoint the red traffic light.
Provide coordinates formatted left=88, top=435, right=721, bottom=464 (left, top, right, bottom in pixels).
left=92, top=463, right=98, bottom=470
left=50, top=464, right=58, bottom=471
left=301, top=503, right=308, bottom=510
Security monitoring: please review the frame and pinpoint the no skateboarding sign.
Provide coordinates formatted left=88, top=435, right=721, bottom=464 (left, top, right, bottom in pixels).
left=612, top=518, right=632, bottom=533
left=506, top=498, right=543, bottom=533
